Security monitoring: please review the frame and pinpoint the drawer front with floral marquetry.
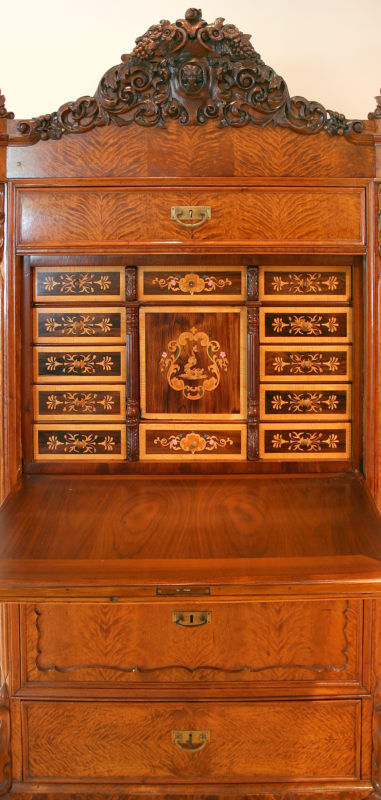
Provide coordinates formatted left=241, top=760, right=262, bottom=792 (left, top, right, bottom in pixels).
left=138, top=266, right=246, bottom=302
left=34, top=307, right=126, bottom=344
left=260, top=384, right=351, bottom=421
left=260, top=307, right=351, bottom=343
left=33, top=346, right=126, bottom=383
left=260, top=423, right=351, bottom=459
left=34, top=424, right=126, bottom=460
left=259, top=266, right=351, bottom=301
left=34, top=266, right=125, bottom=302
left=260, top=346, right=352, bottom=382
left=33, top=385, right=125, bottom=421
left=140, top=424, right=246, bottom=460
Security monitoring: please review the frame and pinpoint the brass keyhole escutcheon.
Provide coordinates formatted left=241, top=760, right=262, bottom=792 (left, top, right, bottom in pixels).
left=171, top=205, right=211, bottom=228
left=172, top=730, right=210, bottom=752
left=172, top=610, right=212, bottom=627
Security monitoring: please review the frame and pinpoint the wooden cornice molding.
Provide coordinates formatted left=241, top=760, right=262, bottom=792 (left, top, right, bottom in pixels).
left=13, top=8, right=364, bottom=144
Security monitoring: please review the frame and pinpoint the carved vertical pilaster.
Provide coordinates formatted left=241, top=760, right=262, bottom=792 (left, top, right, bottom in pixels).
left=247, top=304, right=259, bottom=460
left=0, top=605, right=11, bottom=796
left=377, top=185, right=381, bottom=262
left=247, top=265, right=259, bottom=301
left=125, top=267, right=137, bottom=301
left=126, top=304, right=139, bottom=461
left=0, top=185, right=4, bottom=266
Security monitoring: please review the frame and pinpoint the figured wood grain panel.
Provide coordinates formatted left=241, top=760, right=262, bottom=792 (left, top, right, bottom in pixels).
left=33, top=385, right=125, bottom=421
left=23, top=699, right=361, bottom=781
left=140, top=424, right=246, bottom=461
left=260, top=422, right=351, bottom=459
left=260, top=384, right=351, bottom=421
left=34, top=424, right=126, bottom=461
left=140, top=306, right=246, bottom=419
left=6, top=123, right=375, bottom=179
left=23, top=599, right=361, bottom=684
left=34, top=266, right=125, bottom=302
left=33, top=307, right=126, bottom=344
left=17, top=188, right=365, bottom=248
left=260, top=308, right=352, bottom=343
left=138, top=266, right=245, bottom=301
left=260, top=345, right=352, bottom=382
left=259, top=266, right=351, bottom=301
left=33, top=346, right=126, bottom=383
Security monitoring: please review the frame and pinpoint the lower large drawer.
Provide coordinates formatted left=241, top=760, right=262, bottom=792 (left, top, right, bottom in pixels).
left=22, top=699, right=361, bottom=782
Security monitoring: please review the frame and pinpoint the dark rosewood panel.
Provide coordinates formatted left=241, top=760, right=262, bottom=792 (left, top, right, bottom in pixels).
left=140, top=307, right=246, bottom=419
left=260, top=423, right=351, bottom=459
left=260, top=346, right=352, bottom=381
left=34, top=425, right=126, bottom=460
left=260, top=385, right=351, bottom=420
left=140, top=424, right=246, bottom=461
left=260, top=308, right=352, bottom=342
left=139, top=267, right=245, bottom=301
left=33, top=347, right=126, bottom=382
left=259, top=266, right=351, bottom=301
left=34, top=267, right=125, bottom=302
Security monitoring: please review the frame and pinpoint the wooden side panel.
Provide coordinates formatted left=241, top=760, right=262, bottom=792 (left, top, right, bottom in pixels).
left=16, top=188, right=365, bottom=249
left=22, top=599, right=362, bottom=686
left=23, top=699, right=361, bottom=782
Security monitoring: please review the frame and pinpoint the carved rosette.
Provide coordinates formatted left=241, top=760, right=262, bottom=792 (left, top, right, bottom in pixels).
left=16, top=9, right=363, bottom=142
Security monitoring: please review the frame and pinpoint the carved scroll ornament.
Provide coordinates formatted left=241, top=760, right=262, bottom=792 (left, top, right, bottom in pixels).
left=16, top=8, right=363, bottom=141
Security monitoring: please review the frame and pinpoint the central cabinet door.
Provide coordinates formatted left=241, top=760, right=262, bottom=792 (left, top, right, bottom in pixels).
left=138, top=267, right=248, bottom=461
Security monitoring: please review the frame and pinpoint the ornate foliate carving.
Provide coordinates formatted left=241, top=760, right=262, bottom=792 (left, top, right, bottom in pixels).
left=0, top=91, right=14, bottom=120
left=368, top=89, right=381, bottom=120
left=17, top=9, right=363, bottom=141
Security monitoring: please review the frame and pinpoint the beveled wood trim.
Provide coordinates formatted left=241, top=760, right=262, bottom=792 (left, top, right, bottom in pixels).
left=139, top=306, right=247, bottom=420
left=140, top=424, right=247, bottom=461
left=33, top=266, right=125, bottom=302
left=33, top=346, right=126, bottom=384
left=33, top=424, right=126, bottom=461
left=259, top=345, right=352, bottom=383
left=259, top=383, right=352, bottom=421
left=259, top=265, right=351, bottom=301
left=259, top=422, right=352, bottom=460
left=33, top=385, right=126, bottom=422
left=138, top=266, right=246, bottom=302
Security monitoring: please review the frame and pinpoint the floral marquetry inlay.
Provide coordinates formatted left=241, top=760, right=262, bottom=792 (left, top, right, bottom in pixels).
left=43, top=273, right=111, bottom=294
left=34, top=425, right=126, bottom=460
left=154, top=431, right=233, bottom=453
left=272, top=431, right=340, bottom=452
left=260, top=423, right=350, bottom=460
left=272, top=315, right=339, bottom=336
left=160, top=326, right=229, bottom=400
left=273, top=353, right=341, bottom=375
left=152, top=272, right=232, bottom=295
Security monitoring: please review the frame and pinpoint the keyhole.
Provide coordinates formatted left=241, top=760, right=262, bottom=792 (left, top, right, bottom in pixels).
left=190, top=614, right=194, bottom=623
left=189, top=209, right=193, bottom=219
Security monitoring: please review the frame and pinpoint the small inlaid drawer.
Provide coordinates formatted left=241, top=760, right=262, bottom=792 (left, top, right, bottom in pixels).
left=259, top=422, right=351, bottom=459
left=22, top=698, right=361, bottom=782
left=140, top=424, right=246, bottom=460
left=260, top=345, right=352, bottom=382
left=259, top=266, right=351, bottom=301
left=138, top=266, right=246, bottom=301
left=260, top=307, right=352, bottom=343
left=33, top=424, right=126, bottom=460
left=260, top=384, right=351, bottom=421
left=33, top=385, right=126, bottom=421
left=33, top=346, right=126, bottom=383
left=34, top=266, right=125, bottom=302
left=33, top=307, right=126, bottom=344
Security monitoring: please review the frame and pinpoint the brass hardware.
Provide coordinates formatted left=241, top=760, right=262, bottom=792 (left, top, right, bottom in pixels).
left=171, top=206, right=211, bottom=228
left=172, top=730, right=210, bottom=752
left=156, top=586, right=210, bottom=596
left=172, top=611, right=211, bottom=627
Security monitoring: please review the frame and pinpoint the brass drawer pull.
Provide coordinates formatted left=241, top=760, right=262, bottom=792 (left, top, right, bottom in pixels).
left=172, top=730, right=210, bottom=752
left=171, top=205, right=211, bottom=228
left=172, top=611, right=211, bottom=627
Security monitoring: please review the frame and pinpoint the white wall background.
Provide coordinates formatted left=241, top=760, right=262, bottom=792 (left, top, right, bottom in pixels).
left=0, top=0, right=380, bottom=120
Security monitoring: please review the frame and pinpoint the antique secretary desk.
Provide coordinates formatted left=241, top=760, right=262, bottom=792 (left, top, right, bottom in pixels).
left=1, top=7, right=381, bottom=799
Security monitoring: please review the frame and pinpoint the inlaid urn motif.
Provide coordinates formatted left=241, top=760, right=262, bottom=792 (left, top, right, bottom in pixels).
left=160, top=326, right=229, bottom=400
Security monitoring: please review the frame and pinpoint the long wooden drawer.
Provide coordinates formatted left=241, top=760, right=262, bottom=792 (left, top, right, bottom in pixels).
left=22, top=599, right=362, bottom=686
left=16, top=187, right=365, bottom=248
left=22, top=699, right=361, bottom=782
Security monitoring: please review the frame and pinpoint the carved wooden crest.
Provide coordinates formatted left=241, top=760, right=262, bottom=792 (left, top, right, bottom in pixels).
left=15, top=8, right=364, bottom=142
